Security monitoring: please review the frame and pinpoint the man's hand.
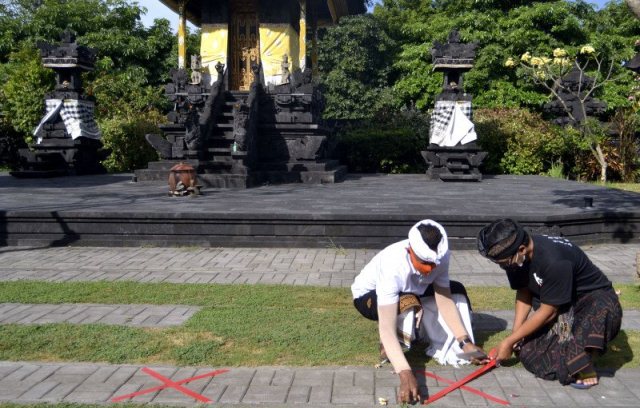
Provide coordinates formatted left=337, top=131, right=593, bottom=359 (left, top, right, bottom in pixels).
left=496, top=338, right=515, bottom=364
left=398, top=369, right=421, bottom=404
left=461, top=341, right=489, bottom=365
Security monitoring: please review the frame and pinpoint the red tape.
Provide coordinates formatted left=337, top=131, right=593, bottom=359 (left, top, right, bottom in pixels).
left=111, top=367, right=229, bottom=403
left=420, top=370, right=509, bottom=405
left=423, top=359, right=497, bottom=404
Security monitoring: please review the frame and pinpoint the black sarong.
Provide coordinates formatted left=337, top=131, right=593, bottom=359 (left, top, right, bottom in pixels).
left=517, top=286, right=622, bottom=384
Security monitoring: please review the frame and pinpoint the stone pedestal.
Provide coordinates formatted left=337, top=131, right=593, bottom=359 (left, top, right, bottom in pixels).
left=422, top=144, right=487, bottom=181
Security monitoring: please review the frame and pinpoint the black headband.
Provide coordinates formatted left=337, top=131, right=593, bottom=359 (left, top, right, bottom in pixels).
left=477, top=223, right=526, bottom=260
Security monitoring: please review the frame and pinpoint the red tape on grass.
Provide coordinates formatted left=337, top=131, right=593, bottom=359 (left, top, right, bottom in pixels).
left=420, top=370, right=509, bottom=405
left=111, top=367, right=229, bottom=403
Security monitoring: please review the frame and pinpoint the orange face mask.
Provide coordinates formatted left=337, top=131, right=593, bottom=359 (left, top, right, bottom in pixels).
left=408, top=247, right=435, bottom=275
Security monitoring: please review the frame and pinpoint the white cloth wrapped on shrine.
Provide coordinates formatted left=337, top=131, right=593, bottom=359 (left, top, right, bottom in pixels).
left=395, top=292, right=474, bottom=367
left=33, top=99, right=101, bottom=144
left=429, top=100, right=477, bottom=147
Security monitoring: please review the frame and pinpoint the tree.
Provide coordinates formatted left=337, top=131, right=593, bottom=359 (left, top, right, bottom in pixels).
left=373, top=0, right=639, bottom=111
left=317, top=13, right=398, bottom=119
left=0, top=0, right=186, bottom=171
left=506, top=44, right=633, bottom=183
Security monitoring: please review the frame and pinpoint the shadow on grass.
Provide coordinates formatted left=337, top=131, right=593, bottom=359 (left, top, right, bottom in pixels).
left=598, top=331, right=634, bottom=378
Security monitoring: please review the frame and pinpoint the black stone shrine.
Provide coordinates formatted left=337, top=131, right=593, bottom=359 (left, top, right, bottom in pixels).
left=422, top=30, right=487, bottom=182
left=11, top=31, right=108, bottom=178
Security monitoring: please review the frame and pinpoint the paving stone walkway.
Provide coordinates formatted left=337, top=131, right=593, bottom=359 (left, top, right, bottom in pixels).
left=0, top=244, right=637, bottom=287
left=1, top=361, right=639, bottom=407
left=0, top=303, right=200, bottom=327
left=0, top=244, right=639, bottom=407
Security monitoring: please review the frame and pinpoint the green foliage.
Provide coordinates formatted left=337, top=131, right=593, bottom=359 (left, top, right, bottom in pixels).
left=318, top=14, right=399, bottom=119
left=0, top=45, right=53, bottom=142
left=336, top=125, right=424, bottom=173
left=374, top=0, right=640, bottom=113
left=98, top=113, right=162, bottom=173
left=475, top=108, right=570, bottom=175
left=335, top=107, right=429, bottom=173
left=0, top=0, right=181, bottom=172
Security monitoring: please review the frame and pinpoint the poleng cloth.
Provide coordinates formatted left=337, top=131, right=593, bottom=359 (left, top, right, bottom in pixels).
left=33, top=99, right=101, bottom=144
left=429, top=100, right=477, bottom=147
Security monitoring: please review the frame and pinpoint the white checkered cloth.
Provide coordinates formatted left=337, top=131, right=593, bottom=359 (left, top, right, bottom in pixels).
left=33, top=99, right=101, bottom=144
left=429, top=100, right=477, bottom=147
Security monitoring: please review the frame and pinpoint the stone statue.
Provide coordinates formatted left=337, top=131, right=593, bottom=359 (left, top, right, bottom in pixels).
left=626, top=0, right=640, bottom=19
left=190, top=55, right=202, bottom=85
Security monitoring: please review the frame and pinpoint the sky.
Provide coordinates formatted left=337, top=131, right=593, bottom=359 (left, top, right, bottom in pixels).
left=137, top=0, right=614, bottom=31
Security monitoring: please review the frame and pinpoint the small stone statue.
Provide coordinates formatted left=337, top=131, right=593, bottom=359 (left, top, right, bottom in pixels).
left=191, top=55, right=202, bottom=85
left=281, top=54, right=291, bottom=84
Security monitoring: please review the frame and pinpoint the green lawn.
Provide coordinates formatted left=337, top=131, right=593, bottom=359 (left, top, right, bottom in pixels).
left=0, top=281, right=638, bottom=368
left=602, top=182, right=640, bottom=193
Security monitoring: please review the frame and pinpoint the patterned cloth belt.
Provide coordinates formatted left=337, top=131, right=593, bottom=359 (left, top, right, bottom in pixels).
left=398, top=293, right=422, bottom=314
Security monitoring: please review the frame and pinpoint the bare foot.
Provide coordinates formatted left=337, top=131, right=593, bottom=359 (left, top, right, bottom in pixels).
left=576, top=375, right=598, bottom=387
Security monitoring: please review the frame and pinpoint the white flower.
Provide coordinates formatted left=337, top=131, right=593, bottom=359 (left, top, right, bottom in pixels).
left=553, top=48, right=567, bottom=58
left=580, top=45, right=595, bottom=55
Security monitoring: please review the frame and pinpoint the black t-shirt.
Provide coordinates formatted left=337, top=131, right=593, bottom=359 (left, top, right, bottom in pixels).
left=506, top=235, right=612, bottom=306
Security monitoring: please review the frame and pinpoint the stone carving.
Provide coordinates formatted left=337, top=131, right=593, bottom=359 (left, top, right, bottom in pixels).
left=627, top=0, right=640, bottom=19
left=146, top=62, right=226, bottom=160
left=233, top=64, right=260, bottom=153
left=190, top=55, right=203, bottom=85
left=543, top=66, right=606, bottom=126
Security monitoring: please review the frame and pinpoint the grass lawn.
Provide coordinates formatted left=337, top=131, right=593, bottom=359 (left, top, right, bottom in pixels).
left=602, top=182, right=640, bottom=193
left=0, top=281, right=638, bottom=369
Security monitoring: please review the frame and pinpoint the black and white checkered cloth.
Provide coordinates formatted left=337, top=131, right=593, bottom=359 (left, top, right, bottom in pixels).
left=34, top=99, right=101, bottom=143
left=429, top=100, right=473, bottom=146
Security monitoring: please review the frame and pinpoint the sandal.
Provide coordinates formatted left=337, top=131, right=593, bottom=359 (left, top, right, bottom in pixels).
left=570, top=369, right=598, bottom=389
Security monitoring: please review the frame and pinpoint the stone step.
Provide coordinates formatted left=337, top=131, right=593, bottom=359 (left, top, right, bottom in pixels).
left=259, top=165, right=348, bottom=184
left=198, top=173, right=259, bottom=188
left=258, top=160, right=341, bottom=172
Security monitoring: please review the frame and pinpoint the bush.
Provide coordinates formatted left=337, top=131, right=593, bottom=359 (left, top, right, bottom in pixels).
left=0, top=112, right=26, bottom=170
left=475, top=108, right=570, bottom=175
left=98, top=111, right=163, bottom=173
left=335, top=124, right=426, bottom=174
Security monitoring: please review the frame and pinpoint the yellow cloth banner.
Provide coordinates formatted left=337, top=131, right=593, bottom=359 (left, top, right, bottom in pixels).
left=259, top=25, right=300, bottom=86
left=201, top=25, right=229, bottom=79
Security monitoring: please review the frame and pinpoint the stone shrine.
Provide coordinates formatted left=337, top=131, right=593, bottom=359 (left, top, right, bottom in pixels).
left=421, top=30, right=487, bottom=181
left=543, top=66, right=606, bottom=126
left=11, top=31, right=108, bottom=178
left=135, top=0, right=366, bottom=187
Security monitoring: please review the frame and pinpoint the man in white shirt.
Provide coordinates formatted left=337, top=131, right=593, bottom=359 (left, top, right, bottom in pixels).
left=351, top=219, right=484, bottom=404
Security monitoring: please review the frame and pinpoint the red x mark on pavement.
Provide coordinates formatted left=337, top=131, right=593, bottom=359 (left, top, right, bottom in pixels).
left=111, top=367, right=229, bottom=403
left=420, top=370, right=509, bottom=405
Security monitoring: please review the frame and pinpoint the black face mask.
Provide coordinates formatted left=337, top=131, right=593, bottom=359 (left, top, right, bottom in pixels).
left=499, top=253, right=527, bottom=273
left=501, top=264, right=521, bottom=273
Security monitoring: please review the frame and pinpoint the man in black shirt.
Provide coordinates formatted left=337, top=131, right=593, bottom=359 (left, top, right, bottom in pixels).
left=477, top=219, right=622, bottom=388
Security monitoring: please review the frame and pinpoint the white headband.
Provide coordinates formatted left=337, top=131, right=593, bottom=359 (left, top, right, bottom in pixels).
left=408, top=219, right=449, bottom=264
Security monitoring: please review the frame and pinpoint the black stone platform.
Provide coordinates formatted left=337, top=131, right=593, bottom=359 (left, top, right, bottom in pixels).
left=1, top=172, right=639, bottom=249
